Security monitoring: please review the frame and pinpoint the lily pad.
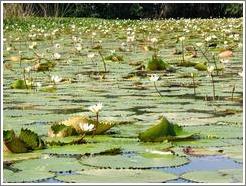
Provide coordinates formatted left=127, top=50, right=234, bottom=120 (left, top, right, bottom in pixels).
left=181, top=169, right=243, bottom=183
left=138, top=116, right=197, bottom=142
left=3, top=169, right=54, bottom=183
left=12, top=157, right=89, bottom=172
left=81, top=154, right=189, bottom=168
left=56, top=169, right=178, bottom=183
left=43, top=143, right=120, bottom=155
left=3, top=151, right=42, bottom=163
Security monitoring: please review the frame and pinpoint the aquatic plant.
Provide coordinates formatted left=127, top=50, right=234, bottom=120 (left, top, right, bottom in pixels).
left=89, top=103, right=103, bottom=136
left=149, top=74, right=162, bottom=97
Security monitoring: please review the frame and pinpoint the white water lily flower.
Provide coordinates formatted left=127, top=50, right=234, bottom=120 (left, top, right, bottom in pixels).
left=179, top=36, right=185, bottom=41
left=196, top=42, right=203, bottom=47
left=127, top=35, right=135, bottom=43
left=207, top=65, right=215, bottom=74
left=220, top=59, right=230, bottom=64
left=75, top=43, right=82, bottom=51
left=238, top=71, right=243, bottom=77
left=205, top=36, right=212, bottom=42
left=72, top=36, right=77, bottom=42
left=54, top=43, right=60, bottom=49
left=51, top=75, right=62, bottom=83
left=29, top=42, right=37, bottom=49
left=150, top=37, right=158, bottom=43
left=79, top=123, right=95, bottom=132
left=89, top=103, right=103, bottom=114
left=150, top=74, right=159, bottom=82
left=87, top=53, right=95, bottom=59
left=35, top=82, right=42, bottom=87
left=6, top=47, right=12, bottom=51
left=110, top=50, right=116, bottom=54
left=24, top=66, right=32, bottom=73
left=53, top=53, right=61, bottom=60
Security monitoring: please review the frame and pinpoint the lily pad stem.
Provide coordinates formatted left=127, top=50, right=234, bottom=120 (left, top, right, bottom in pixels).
left=231, top=84, right=235, bottom=101
left=211, top=74, right=216, bottom=100
left=98, top=51, right=107, bottom=72
left=154, top=82, right=163, bottom=97
left=192, top=76, right=196, bottom=96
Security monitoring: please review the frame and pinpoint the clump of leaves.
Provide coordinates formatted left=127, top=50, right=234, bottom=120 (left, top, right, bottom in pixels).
left=3, top=129, right=46, bottom=153
left=194, top=62, right=208, bottom=71
left=10, top=79, right=31, bottom=89
left=48, top=123, right=78, bottom=137
left=147, top=54, right=170, bottom=71
left=138, top=116, right=198, bottom=142
left=105, top=51, right=123, bottom=62
left=60, top=115, right=116, bottom=136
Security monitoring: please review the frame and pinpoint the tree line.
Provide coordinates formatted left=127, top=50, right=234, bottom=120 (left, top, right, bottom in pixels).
left=3, top=3, right=243, bottom=19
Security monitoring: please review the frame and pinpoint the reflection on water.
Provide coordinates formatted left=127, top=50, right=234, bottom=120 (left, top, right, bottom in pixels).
left=162, top=155, right=242, bottom=175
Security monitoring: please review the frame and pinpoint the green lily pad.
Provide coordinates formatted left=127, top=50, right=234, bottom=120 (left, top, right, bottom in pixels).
left=138, top=116, right=197, bottom=142
left=81, top=154, right=189, bottom=168
left=43, top=143, right=120, bottom=155
left=56, top=169, right=178, bottom=183
left=4, top=151, right=42, bottom=163
left=181, top=169, right=243, bottom=183
left=3, top=169, right=54, bottom=183
left=12, top=157, right=89, bottom=172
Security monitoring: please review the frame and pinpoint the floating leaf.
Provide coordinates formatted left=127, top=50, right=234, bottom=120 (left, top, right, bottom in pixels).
left=81, top=154, right=189, bottom=168
left=181, top=169, right=243, bottom=183
left=56, top=169, right=178, bottom=183
left=3, top=151, right=42, bottom=163
left=3, top=169, right=54, bottom=183
left=12, top=157, right=89, bottom=172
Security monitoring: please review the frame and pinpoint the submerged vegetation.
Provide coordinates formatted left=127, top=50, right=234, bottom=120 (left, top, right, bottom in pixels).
left=3, top=16, right=243, bottom=183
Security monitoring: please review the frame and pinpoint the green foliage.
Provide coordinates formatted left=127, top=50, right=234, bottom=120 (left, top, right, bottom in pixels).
left=49, top=123, right=78, bottom=137
left=10, top=79, right=30, bottom=89
left=138, top=116, right=197, bottom=142
left=36, top=61, right=56, bottom=72
left=147, top=55, right=169, bottom=71
left=3, top=130, right=29, bottom=153
left=19, top=128, right=45, bottom=150
left=105, top=54, right=123, bottom=62
left=178, top=61, right=197, bottom=67
left=3, top=129, right=45, bottom=153
left=139, top=116, right=176, bottom=142
left=194, top=62, right=208, bottom=71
